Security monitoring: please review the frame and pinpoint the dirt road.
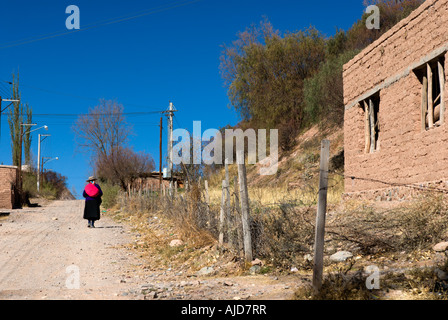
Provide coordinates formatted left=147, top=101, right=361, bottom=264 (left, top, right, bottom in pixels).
left=0, top=200, right=143, bottom=299
left=0, top=200, right=301, bottom=300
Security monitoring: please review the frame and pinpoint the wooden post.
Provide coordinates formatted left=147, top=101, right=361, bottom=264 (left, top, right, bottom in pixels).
left=369, top=98, right=376, bottom=153
left=219, top=180, right=226, bottom=248
left=312, top=140, right=330, bottom=294
left=174, top=180, right=178, bottom=199
left=224, top=159, right=232, bottom=245
left=150, top=185, right=153, bottom=209
left=159, top=117, right=163, bottom=188
left=364, top=100, right=370, bottom=154
left=204, top=180, right=211, bottom=228
left=438, top=60, right=445, bottom=125
left=234, top=176, right=244, bottom=258
left=422, top=74, right=428, bottom=131
left=237, top=151, right=252, bottom=262
left=428, top=63, right=434, bottom=129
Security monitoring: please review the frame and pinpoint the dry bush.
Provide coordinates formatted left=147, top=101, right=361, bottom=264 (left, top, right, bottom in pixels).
left=118, top=183, right=217, bottom=248
left=328, top=192, right=448, bottom=254
left=396, top=193, right=448, bottom=250
left=295, top=261, right=375, bottom=300
left=251, top=201, right=316, bottom=268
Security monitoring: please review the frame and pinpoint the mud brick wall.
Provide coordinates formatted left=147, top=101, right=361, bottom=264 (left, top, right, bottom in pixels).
left=343, top=0, right=448, bottom=195
left=0, top=166, right=17, bottom=209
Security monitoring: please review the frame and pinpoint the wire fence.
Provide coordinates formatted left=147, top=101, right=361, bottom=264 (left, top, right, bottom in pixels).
left=115, top=142, right=448, bottom=269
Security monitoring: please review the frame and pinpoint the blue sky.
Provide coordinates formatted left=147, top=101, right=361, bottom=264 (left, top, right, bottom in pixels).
left=0, top=0, right=365, bottom=199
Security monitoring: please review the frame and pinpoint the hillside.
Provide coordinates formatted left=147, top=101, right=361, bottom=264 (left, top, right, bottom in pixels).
left=207, top=124, right=345, bottom=204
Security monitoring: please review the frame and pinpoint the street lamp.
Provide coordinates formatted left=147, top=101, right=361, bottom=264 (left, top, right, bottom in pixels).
left=17, top=124, right=48, bottom=206
left=37, top=134, right=51, bottom=192
left=41, top=157, right=59, bottom=182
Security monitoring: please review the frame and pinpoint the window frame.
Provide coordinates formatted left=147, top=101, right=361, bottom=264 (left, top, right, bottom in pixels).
left=362, top=92, right=380, bottom=154
left=416, top=55, right=446, bottom=131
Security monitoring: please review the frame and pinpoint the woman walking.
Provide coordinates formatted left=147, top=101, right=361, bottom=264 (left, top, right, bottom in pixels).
left=83, top=176, right=103, bottom=228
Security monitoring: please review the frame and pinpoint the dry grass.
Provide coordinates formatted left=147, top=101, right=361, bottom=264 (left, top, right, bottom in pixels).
left=207, top=172, right=344, bottom=207
left=327, top=192, right=448, bottom=255
left=294, top=262, right=376, bottom=300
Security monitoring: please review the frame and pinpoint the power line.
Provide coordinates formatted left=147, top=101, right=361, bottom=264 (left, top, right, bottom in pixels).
left=0, top=0, right=203, bottom=50
left=0, top=111, right=165, bottom=118
left=0, top=82, right=11, bottom=97
left=1, top=81, right=167, bottom=111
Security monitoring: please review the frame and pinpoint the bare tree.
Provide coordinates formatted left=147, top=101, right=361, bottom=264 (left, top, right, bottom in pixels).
left=72, top=99, right=132, bottom=159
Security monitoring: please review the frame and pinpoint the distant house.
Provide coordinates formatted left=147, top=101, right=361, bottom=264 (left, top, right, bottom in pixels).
left=343, top=0, right=448, bottom=199
left=0, top=165, right=18, bottom=209
left=132, top=171, right=184, bottom=191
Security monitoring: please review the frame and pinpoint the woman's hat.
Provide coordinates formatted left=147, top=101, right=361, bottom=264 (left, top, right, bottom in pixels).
left=86, top=176, right=97, bottom=182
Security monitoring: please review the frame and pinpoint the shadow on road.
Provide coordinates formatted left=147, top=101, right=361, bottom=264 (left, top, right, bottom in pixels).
left=93, top=225, right=124, bottom=229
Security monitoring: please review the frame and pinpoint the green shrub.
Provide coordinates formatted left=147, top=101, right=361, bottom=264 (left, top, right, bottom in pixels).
left=101, top=183, right=121, bottom=209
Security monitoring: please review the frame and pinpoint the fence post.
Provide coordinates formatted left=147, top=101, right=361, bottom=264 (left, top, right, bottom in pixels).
left=174, top=180, right=178, bottom=199
left=150, top=185, right=153, bottom=210
left=312, top=140, right=330, bottom=294
left=224, top=159, right=232, bottom=246
left=234, top=175, right=244, bottom=258
left=219, top=180, right=227, bottom=248
left=237, top=151, right=253, bottom=262
left=204, top=180, right=211, bottom=227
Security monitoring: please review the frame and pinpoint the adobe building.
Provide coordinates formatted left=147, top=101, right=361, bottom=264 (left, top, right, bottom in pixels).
left=0, top=165, right=18, bottom=209
left=343, top=0, right=448, bottom=199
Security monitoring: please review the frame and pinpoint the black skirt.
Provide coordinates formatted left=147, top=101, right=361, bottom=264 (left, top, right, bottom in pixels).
left=83, top=199, right=101, bottom=221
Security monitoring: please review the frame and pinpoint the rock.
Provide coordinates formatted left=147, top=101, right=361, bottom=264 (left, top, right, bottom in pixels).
left=303, top=254, right=313, bottom=262
left=145, top=291, right=158, bottom=300
left=249, top=265, right=261, bottom=275
left=330, top=251, right=353, bottom=262
left=251, top=258, right=263, bottom=266
left=196, top=266, right=214, bottom=276
left=435, top=268, right=448, bottom=281
left=52, top=217, right=58, bottom=221
left=433, top=242, right=448, bottom=252
left=169, top=239, right=184, bottom=247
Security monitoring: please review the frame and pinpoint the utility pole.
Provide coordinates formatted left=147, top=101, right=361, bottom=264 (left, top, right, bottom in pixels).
left=162, top=102, right=177, bottom=180
left=0, top=96, right=20, bottom=142
left=167, top=102, right=174, bottom=179
left=159, top=117, right=163, bottom=188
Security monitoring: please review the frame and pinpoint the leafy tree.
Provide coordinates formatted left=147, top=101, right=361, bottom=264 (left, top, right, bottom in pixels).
left=7, top=73, right=34, bottom=167
left=220, top=19, right=326, bottom=150
left=304, top=50, right=359, bottom=127
left=8, top=73, right=23, bottom=167
left=346, top=0, right=425, bottom=51
left=24, top=103, right=33, bottom=166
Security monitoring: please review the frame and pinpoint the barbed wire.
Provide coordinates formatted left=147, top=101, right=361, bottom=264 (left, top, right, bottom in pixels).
left=327, top=169, right=448, bottom=194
